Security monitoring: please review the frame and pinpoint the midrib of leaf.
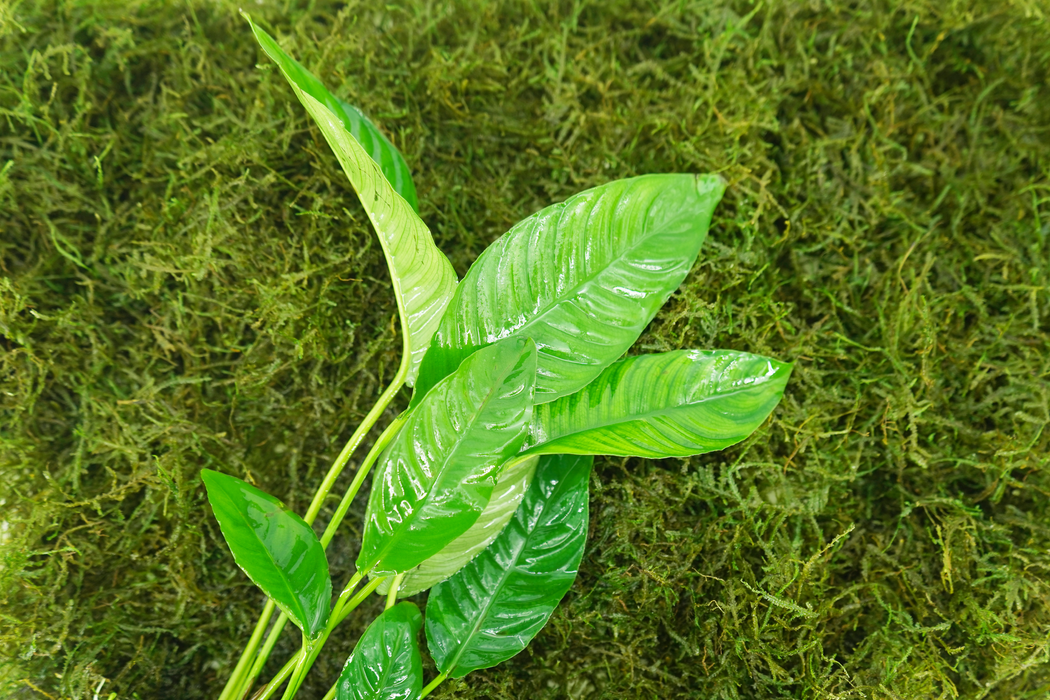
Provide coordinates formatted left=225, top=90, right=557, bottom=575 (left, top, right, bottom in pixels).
left=371, top=630, right=403, bottom=699
left=369, top=354, right=525, bottom=569
left=531, top=379, right=772, bottom=448
left=442, top=474, right=576, bottom=675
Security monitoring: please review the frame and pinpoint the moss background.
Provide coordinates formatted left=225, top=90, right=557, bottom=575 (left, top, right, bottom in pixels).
left=2, top=0, right=1049, bottom=698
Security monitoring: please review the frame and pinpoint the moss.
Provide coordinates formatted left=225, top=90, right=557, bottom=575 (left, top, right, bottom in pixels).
left=1, top=0, right=1049, bottom=698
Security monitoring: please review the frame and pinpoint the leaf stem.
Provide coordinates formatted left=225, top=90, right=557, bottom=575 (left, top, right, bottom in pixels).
left=279, top=636, right=313, bottom=700
left=320, top=416, right=406, bottom=549
left=253, top=577, right=387, bottom=700
left=250, top=655, right=296, bottom=700
left=420, top=672, right=447, bottom=698
left=301, top=367, right=407, bottom=527
left=216, top=600, right=276, bottom=700
left=242, top=569, right=366, bottom=694
left=333, top=575, right=385, bottom=626
left=385, top=573, right=404, bottom=610
left=242, top=610, right=288, bottom=698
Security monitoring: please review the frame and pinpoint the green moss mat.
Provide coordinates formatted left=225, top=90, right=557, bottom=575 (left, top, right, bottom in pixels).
left=2, top=1, right=1049, bottom=697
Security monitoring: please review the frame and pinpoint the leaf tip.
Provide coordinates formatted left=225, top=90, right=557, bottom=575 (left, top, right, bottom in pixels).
left=771, top=357, right=795, bottom=384
left=694, top=172, right=728, bottom=202
left=200, top=468, right=222, bottom=491
left=395, top=601, right=424, bottom=631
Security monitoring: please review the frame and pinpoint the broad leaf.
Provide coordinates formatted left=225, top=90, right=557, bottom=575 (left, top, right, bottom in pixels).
left=412, top=173, right=726, bottom=406
left=524, top=349, right=791, bottom=458
left=425, top=453, right=592, bottom=678
left=357, top=338, right=538, bottom=576
left=248, top=16, right=456, bottom=385
left=377, top=456, right=538, bottom=598
left=336, top=602, right=423, bottom=700
left=201, top=470, right=331, bottom=639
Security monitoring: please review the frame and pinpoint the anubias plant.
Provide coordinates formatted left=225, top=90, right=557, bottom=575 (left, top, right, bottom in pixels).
left=204, top=14, right=793, bottom=700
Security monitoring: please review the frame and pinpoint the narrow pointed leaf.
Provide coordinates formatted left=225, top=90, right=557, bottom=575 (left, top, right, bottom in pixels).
left=248, top=16, right=455, bottom=385
left=247, top=16, right=418, bottom=210
left=425, top=453, right=592, bottom=678
left=201, top=470, right=331, bottom=639
left=336, top=602, right=423, bottom=700
left=377, top=456, right=539, bottom=598
left=524, top=349, right=792, bottom=459
left=412, top=173, right=726, bottom=406
left=357, top=338, right=538, bottom=576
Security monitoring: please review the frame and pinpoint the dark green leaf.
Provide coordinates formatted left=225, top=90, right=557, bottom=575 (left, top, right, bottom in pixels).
left=246, top=17, right=418, bottom=210
left=247, top=15, right=456, bottom=385
left=425, top=453, right=592, bottom=678
left=377, top=456, right=539, bottom=598
left=357, top=338, right=538, bottom=576
left=524, top=349, right=791, bottom=458
left=412, top=173, right=726, bottom=406
left=336, top=603, right=423, bottom=700
left=201, top=470, right=331, bottom=639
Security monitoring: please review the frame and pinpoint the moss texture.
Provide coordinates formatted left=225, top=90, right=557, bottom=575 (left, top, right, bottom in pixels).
left=2, top=0, right=1049, bottom=698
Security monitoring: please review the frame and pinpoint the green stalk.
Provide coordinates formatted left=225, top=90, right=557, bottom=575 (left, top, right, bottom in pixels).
left=421, top=672, right=447, bottom=698
left=243, top=570, right=365, bottom=694
left=279, top=636, right=313, bottom=700
left=333, top=575, right=386, bottom=626
left=216, top=601, right=275, bottom=700
left=224, top=369, right=408, bottom=700
left=320, top=417, right=406, bottom=549
left=242, top=609, right=287, bottom=699
left=385, top=572, right=404, bottom=610
left=301, top=368, right=407, bottom=526
left=251, top=656, right=296, bottom=700
left=252, top=577, right=387, bottom=700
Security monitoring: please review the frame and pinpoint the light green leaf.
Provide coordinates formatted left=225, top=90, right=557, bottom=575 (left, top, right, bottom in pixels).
left=357, top=338, right=538, bottom=576
left=336, top=603, right=423, bottom=700
left=425, top=453, right=592, bottom=678
left=336, top=96, right=419, bottom=212
left=412, top=173, right=726, bottom=405
left=201, top=470, right=331, bottom=640
left=246, top=16, right=418, bottom=210
left=524, top=349, right=792, bottom=458
left=247, top=16, right=456, bottom=385
left=377, top=456, right=538, bottom=598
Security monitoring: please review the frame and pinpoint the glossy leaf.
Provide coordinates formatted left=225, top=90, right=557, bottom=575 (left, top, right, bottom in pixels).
left=524, top=349, right=792, bottom=459
left=201, top=469, right=331, bottom=639
left=425, top=453, right=592, bottom=678
left=336, top=603, right=423, bottom=700
left=357, top=338, right=538, bottom=576
left=411, top=173, right=726, bottom=406
left=377, top=456, right=539, bottom=598
left=248, top=16, right=456, bottom=385
left=246, top=16, right=418, bottom=210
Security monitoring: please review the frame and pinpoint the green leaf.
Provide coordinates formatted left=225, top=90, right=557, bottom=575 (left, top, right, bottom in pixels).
left=336, top=602, right=423, bottom=700
left=247, top=16, right=456, bottom=385
left=246, top=17, right=418, bottom=210
left=377, top=456, right=538, bottom=598
left=201, top=470, right=331, bottom=639
left=411, top=173, right=726, bottom=406
left=524, top=349, right=792, bottom=459
left=425, top=453, right=592, bottom=678
left=357, top=338, right=538, bottom=576
left=334, top=96, right=419, bottom=212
